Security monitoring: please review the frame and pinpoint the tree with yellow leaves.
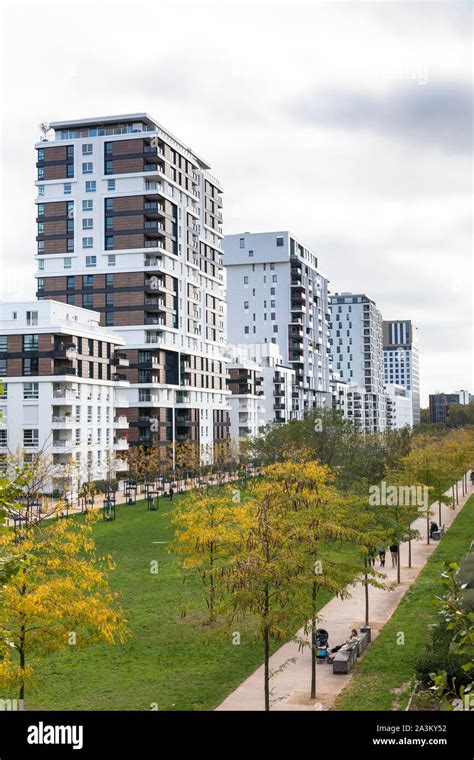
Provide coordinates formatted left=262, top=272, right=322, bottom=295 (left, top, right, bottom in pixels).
left=171, top=486, right=245, bottom=623
left=0, top=510, right=129, bottom=706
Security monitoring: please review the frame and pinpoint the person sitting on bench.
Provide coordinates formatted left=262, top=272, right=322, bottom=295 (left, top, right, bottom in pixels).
left=330, top=628, right=359, bottom=654
left=430, top=520, right=439, bottom=538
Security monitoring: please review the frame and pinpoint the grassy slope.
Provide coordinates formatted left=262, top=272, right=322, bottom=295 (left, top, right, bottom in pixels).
left=334, top=494, right=474, bottom=711
left=26, top=489, right=355, bottom=711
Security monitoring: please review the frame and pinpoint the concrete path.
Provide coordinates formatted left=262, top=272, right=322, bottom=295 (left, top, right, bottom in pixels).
left=216, top=474, right=473, bottom=711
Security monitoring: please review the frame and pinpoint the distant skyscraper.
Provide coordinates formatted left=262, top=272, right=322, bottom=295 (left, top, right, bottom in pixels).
left=329, top=293, right=386, bottom=433
left=383, top=320, right=420, bottom=425
left=224, top=231, right=331, bottom=416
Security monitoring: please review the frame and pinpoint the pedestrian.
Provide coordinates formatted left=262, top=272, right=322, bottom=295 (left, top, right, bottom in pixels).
left=389, top=543, right=399, bottom=567
left=169, top=486, right=174, bottom=501
left=367, top=547, right=376, bottom=567
left=378, top=546, right=386, bottom=568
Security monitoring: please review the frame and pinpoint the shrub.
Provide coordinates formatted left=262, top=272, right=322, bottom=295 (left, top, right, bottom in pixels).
left=414, top=653, right=471, bottom=691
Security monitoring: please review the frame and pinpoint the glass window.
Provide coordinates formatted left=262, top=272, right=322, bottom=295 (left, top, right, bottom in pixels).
left=239, top=238, right=244, bottom=248
left=23, top=382, right=39, bottom=399
left=82, top=275, right=93, bottom=288
left=82, top=237, right=93, bottom=249
left=85, top=181, right=96, bottom=192
left=64, top=258, right=72, bottom=269
left=82, top=219, right=93, bottom=230
left=64, top=183, right=72, bottom=194
left=85, top=256, right=96, bottom=268
left=107, top=179, right=116, bottom=191
left=22, top=358, right=38, bottom=375
left=0, top=358, right=6, bottom=376
left=107, top=255, right=116, bottom=267
left=23, top=429, right=39, bottom=448
left=82, top=162, right=93, bottom=174
left=38, top=259, right=45, bottom=271
left=276, top=236, right=284, bottom=247
left=0, top=336, right=7, bottom=352
left=23, top=335, right=38, bottom=351
left=83, top=294, right=93, bottom=308
left=66, top=276, right=75, bottom=289
left=82, top=144, right=93, bottom=155
left=38, top=186, right=45, bottom=196
left=106, top=274, right=114, bottom=287
left=82, top=199, right=93, bottom=212
left=67, top=164, right=74, bottom=178
left=38, top=167, right=44, bottom=180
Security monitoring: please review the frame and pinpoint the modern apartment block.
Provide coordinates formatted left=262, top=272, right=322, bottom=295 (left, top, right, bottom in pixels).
left=34, top=114, right=230, bottom=463
left=329, top=293, right=386, bottom=433
left=0, top=301, right=129, bottom=497
left=224, top=231, right=331, bottom=416
left=225, top=346, right=265, bottom=444
left=383, top=320, right=420, bottom=425
left=385, top=384, right=413, bottom=429
left=429, top=392, right=466, bottom=424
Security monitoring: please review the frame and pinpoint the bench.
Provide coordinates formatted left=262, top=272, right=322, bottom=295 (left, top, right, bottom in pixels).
left=432, top=524, right=445, bottom=541
left=332, top=627, right=372, bottom=674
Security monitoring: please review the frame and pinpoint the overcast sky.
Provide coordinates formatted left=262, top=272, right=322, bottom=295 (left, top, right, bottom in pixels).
left=0, top=0, right=471, bottom=405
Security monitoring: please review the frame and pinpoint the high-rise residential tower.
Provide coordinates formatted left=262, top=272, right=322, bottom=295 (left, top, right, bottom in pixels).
left=329, top=293, right=386, bottom=433
left=34, top=114, right=230, bottom=463
left=383, top=320, right=420, bottom=425
left=224, top=231, right=331, bottom=415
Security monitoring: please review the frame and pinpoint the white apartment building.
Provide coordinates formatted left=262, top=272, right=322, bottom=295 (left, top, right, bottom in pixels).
left=246, top=342, right=297, bottom=425
left=34, top=114, right=230, bottom=464
left=224, top=231, right=331, bottom=417
left=385, top=384, right=413, bottom=429
left=224, top=346, right=265, bottom=444
left=329, top=293, right=386, bottom=433
left=383, top=320, right=420, bottom=425
left=0, top=301, right=129, bottom=498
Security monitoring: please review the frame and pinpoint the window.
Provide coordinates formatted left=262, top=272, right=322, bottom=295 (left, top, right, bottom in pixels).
left=37, top=279, right=44, bottom=291
left=107, top=180, right=116, bottom=191
left=83, top=237, right=93, bottom=249
left=85, top=181, right=96, bottom=192
left=38, top=186, right=45, bottom=196
left=276, top=236, right=284, bottom=247
left=243, top=276, right=249, bottom=285
left=248, top=250, right=254, bottom=257
left=105, top=236, right=113, bottom=250
left=107, top=255, right=116, bottom=267
left=82, top=275, right=93, bottom=288
left=271, top=299, right=276, bottom=308
left=37, top=204, right=45, bottom=217
left=82, top=143, right=93, bottom=155
left=23, top=429, right=39, bottom=448
left=64, top=183, right=72, bottom=194
left=82, top=218, right=93, bottom=230
left=105, top=198, right=113, bottom=211
left=0, top=431, right=7, bottom=447
left=85, top=256, right=96, bottom=267
left=66, top=276, right=75, bottom=290
left=244, top=301, right=249, bottom=309
left=105, top=312, right=114, bottom=326
left=106, top=217, right=113, bottom=230
left=244, top=326, right=249, bottom=334
left=239, top=238, right=244, bottom=248
left=82, top=199, right=93, bottom=212
left=38, top=222, right=44, bottom=235
left=22, top=358, right=38, bottom=375
left=23, top=335, right=38, bottom=351
left=67, top=164, right=74, bottom=178
left=26, top=311, right=38, bottom=326
left=0, top=359, right=6, bottom=376
left=38, top=241, right=45, bottom=254
left=106, top=293, right=113, bottom=307
left=82, top=293, right=93, bottom=309
left=0, top=337, right=6, bottom=352
left=106, top=273, right=114, bottom=287
left=105, top=142, right=113, bottom=155
left=64, top=257, right=72, bottom=269
left=38, top=148, right=45, bottom=161
left=38, top=167, right=44, bottom=180
left=67, top=218, right=74, bottom=233
left=67, top=294, right=75, bottom=305
left=272, top=275, right=277, bottom=282
left=23, top=382, right=39, bottom=399
left=67, top=146, right=74, bottom=159
left=105, top=161, right=113, bottom=175
left=38, top=259, right=45, bottom=271
left=82, top=162, right=93, bottom=174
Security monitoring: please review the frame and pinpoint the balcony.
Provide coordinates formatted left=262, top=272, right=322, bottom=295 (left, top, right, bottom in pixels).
left=54, top=342, right=77, bottom=359
left=144, top=316, right=165, bottom=326
left=144, top=297, right=165, bottom=310
left=53, top=389, right=79, bottom=400
left=113, top=416, right=129, bottom=429
left=51, top=415, right=77, bottom=428
left=144, top=202, right=165, bottom=216
left=51, top=439, right=75, bottom=452
left=53, top=365, right=77, bottom=376
left=145, top=277, right=164, bottom=292
left=111, top=354, right=130, bottom=367
left=114, top=438, right=129, bottom=451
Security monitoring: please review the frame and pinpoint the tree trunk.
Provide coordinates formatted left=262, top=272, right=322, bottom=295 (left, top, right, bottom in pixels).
left=310, top=581, right=317, bottom=700
left=426, top=514, right=430, bottom=545
left=364, top=559, right=369, bottom=625
left=264, top=584, right=270, bottom=711
left=397, top=546, right=401, bottom=584
left=455, top=482, right=459, bottom=505
left=438, top=500, right=442, bottom=525
left=19, top=625, right=25, bottom=708
left=408, top=538, right=412, bottom=569
left=452, top=484, right=456, bottom=507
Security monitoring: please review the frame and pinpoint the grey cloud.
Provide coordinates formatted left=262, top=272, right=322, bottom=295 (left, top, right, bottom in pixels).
left=292, top=81, right=473, bottom=154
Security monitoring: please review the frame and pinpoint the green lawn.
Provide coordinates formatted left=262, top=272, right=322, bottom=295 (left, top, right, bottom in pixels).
left=334, top=494, right=474, bottom=711
left=24, top=488, right=356, bottom=711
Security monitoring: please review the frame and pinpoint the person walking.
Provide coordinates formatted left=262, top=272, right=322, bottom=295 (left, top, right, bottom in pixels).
left=389, top=543, right=399, bottom=567
left=169, top=486, right=174, bottom=501
left=367, top=547, right=376, bottom=567
left=378, top=546, right=386, bottom=568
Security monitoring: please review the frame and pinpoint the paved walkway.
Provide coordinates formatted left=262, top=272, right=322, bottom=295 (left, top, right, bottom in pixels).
left=216, top=474, right=473, bottom=711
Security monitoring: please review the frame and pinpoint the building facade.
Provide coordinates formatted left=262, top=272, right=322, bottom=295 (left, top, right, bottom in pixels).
left=225, top=346, right=265, bottom=444
left=224, top=231, right=331, bottom=417
left=329, top=293, right=386, bottom=433
left=383, top=319, right=420, bottom=425
left=0, top=300, right=129, bottom=497
left=429, top=392, right=466, bottom=424
left=34, top=114, right=230, bottom=463
left=385, top=383, right=413, bottom=429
